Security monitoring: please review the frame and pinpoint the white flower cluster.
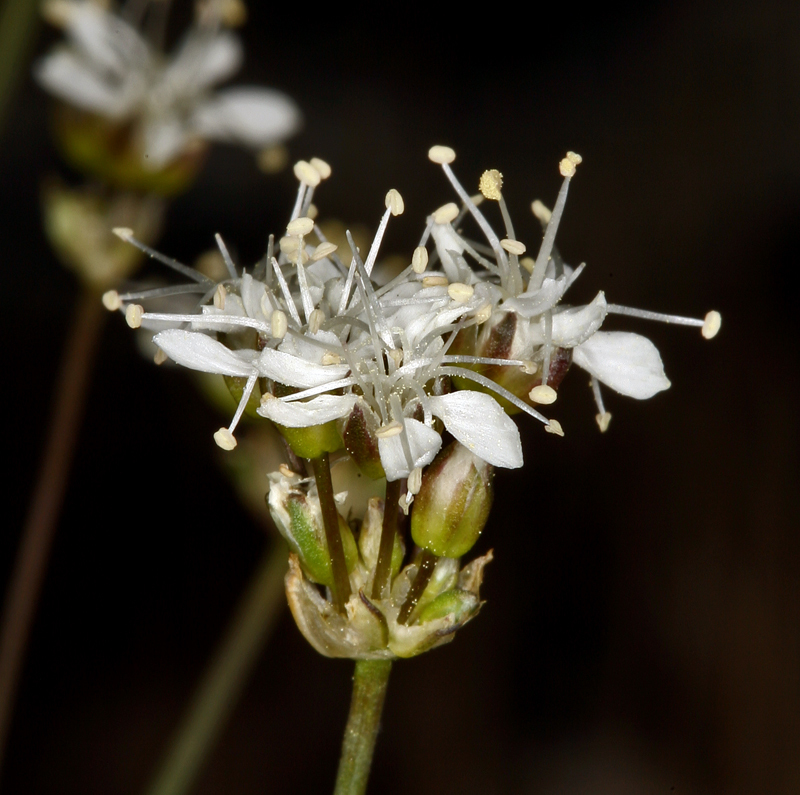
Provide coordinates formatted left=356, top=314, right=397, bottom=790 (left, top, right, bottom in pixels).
left=107, top=147, right=720, bottom=489
left=35, top=0, right=300, bottom=168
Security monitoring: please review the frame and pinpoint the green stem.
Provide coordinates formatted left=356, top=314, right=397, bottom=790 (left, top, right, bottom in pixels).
left=144, top=541, right=288, bottom=795
left=310, top=453, right=351, bottom=613
left=371, top=479, right=402, bottom=600
left=333, top=659, right=393, bottom=795
left=397, top=549, right=438, bottom=625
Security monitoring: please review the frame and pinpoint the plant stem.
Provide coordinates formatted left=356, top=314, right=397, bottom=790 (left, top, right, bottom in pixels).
left=144, top=541, right=287, bottom=795
left=310, top=453, right=351, bottom=613
left=397, top=549, right=438, bottom=625
left=0, top=288, right=105, bottom=779
left=371, top=479, right=402, bottom=600
left=333, top=659, right=393, bottom=795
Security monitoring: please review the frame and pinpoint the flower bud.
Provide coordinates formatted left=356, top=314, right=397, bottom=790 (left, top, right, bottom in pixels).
left=276, top=421, right=344, bottom=459
left=267, top=472, right=358, bottom=586
left=411, top=442, right=494, bottom=558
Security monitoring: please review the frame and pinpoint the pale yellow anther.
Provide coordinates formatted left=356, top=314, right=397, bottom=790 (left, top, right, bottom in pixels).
left=595, top=412, right=612, bottom=433
left=154, top=348, right=168, bottom=366
left=519, top=256, right=535, bottom=274
left=474, top=303, right=493, bottom=324
left=501, top=239, right=526, bottom=256
left=520, top=360, right=538, bottom=375
left=422, top=275, right=449, bottom=288
left=213, top=284, right=226, bottom=309
left=531, top=200, right=552, bottom=224
left=125, top=304, right=143, bottom=328
left=306, top=204, right=319, bottom=220
left=308, top=308, right=324, bottom=335
left=321, top=351, right=343, bottom=365
left=279, top=235, right=301, bottom=255
left=112, top=227, right=134, bottom=241
left=407, top=467, right=423, bottom=495
left=428, top=145, right=456, bottom=165
left=411, top=246, right=428, bottom=274
left=529, top=384, right=557, bottom=404
left=279, top=463, right=297, bottom=478
left=293, top=160, right=321, bottom=187
left=388, top=349, right=404, bottom=368
left=702, top=310, right=721, bottom=340
left=448, top=282, right=474, bottom=302
left=102, top=290, right=121, bottom=311
left=479, top=169, right=503, bottom=201
left=309, top=158, right=332, bottom=179
left=433, top=202, right=459, bottom=225
left=214, top=428, right=237, bottom=451
left=286, top=216, right=315, bottom=236
left=385, top=189, right=404, bottom=216
left=271, top=310, right=288, bottom=339
left=545, top=419, right=565, bottom=437
left=375, top=421, right=403, bottom=439
left=260, top=393, right=277, bottom=407
left=559, top=151, right=582, bottom=178
left=289, top=248, right=310, bottom=266
left=312, top=242, right=338, bottom=261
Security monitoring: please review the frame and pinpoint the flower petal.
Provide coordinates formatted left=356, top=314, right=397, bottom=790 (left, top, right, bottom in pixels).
left=551, top=291, right=608, bottom=347
left=573, top=331, right=671, bottom=398
left=257, top=347, right=350, bottom=389
left=427, top=392, right=523, bottom=469
left=378, top=419, right=442, bottom=481
left=165, top=30, right=242, bottom=93
left=257, top=394, right=357, bottom=427
left=154, top=329, right=257, bottom=376
left=191, top=87, right=301, bottom=147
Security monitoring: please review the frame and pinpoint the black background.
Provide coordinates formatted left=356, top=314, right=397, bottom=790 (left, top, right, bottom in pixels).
left=2, top=1, right=799, bottom=793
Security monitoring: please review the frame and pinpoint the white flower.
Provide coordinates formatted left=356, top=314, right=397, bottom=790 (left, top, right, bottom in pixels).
left=35, top=0, right=300, bottom=168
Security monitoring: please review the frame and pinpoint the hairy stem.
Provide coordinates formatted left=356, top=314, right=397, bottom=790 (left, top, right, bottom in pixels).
left=333, top=659, right=393, bottom=795
left=310, top=453, right=351, bottom=613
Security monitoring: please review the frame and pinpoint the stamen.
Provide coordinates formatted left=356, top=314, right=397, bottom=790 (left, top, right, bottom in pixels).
left=214, top=234, right=239, bottom=279
left=217, top=371, right=259, bottom=451
left=545, top=419, right=565, bottom=436
left=501, top=239, right=526, bottom=256
left=309, top=158, right=332, bottom=180
left=479, top=169, right=503, bottom=201
left=385, top=189, right=404, bottom=217
left=113, top=229, right=214, bottom=287
left=213, top=284, right=226, bottom=309
left=102, top=291, right=121, bottom=311
left=422, top=275, right=448, bottom=288
left=293, top=160, right=321, bottom=187
left=433, top=203, right=459, bottom=225
left=125, top=304, right=144, bottom=328
left=412, top=246, right=428, bottom=274
left=312, top=241, right=338, bottom=261
left=270, top=257, right=302, bottom=326
left=154, top=348, right=167, bottom=365
left=375, top=421, right=403, bottom=438
left=529, top=385, right=557, bottom=404
left=286, top=216, right=315, bottom=237
left=447, top=282, right=474, bottom=302
left=702, top=311, right=722, bottom=339
left=214, top=428, right=237, bottom=450
left=607, top=304, right=722, bottom=340
left=428, top=145, right=456, bottom=164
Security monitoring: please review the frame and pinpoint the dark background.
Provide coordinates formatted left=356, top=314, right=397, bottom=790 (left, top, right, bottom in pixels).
left=3, top=0, right=799, bottom=792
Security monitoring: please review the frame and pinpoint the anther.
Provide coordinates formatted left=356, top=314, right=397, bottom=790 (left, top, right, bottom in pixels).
left=448, top=282, right=474, bottom=302
left=375, top=421, right=403, bottom=438
left=422, top=275, right=449, bottom=288
left=154, top=348, right=168, bottom=366
left=312, top=241, right=338, bottom=261
left=501, top=239, right=526, bottom=256
left=559, top=151, right=582, bottom=178
left=102, top=290, right=121, bottom=311
left=531, top=200, right=552, bottom=225
left=521, top=360, right=538, bottom=375
left=321, top=351, right=343, bottom=365
left=112, top=227, right=134, bottom=241
left=519, top=256, right=535, bottom=273
left=214, top=428, right=237, bottom=451
left=308, top=308, right=324, bottom=335
left=271, top=310, right=288, bottom=339
left=309, top=158, right=332, bottom=179
left=388, top=349, right=404, bottom=368
left=213, top=284, right=226, bottom=309
left=529, top=384, right=557, bottom=404
left=279, top=463, right=297, bottom=478
left=478, top=169, right=504, bottom=201
left=474, top=303, right=493, bottom=324
left=544, top=419, right=565, bottom=436
left=407, top=467, right=423, bottom=495
left=293, top=160, right=321, bottom=187
left=595, top=412, right=612, bottom=432
left=385, top=189, right=404, bottom=216
left=428, top=145, right=456, bottom=164
left=286, top=216, right=315, bottom=236
left=433, top=202, right=459, bottom=225
left=702, top=311, right=722, bottom=339
left=125, top=304, right=143, bottom=328
left=412, top=246, right=428, bottom=274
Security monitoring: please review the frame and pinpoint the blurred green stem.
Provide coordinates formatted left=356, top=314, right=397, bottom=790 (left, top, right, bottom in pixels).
left=144, top=540, right=287, bottom=795
left=334, top=659, right=393, bottom=795
left=0, top=289, right=106, bottom=780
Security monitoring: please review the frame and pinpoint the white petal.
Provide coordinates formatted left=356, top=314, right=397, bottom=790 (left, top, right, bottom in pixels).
left=165, top=31, right=243, bottom=93
left=154, top=329, right=257, bottom=376
left=257, top=394, right=357, bottom=427
left=427, top=392, right=523, bottom=469
left=141, top=115, right=189, bottom=168
left=503, top=275, right=568, bottom=318
left=378, top=419, right=442, bottom=481
left=430, top=223, right=468, bottom=283
left=551, top=291, right=608, bottom=347
left=257, top=347, right=349, bottom=388
left=573, top=331, right=671, bottom=399
left=34, top=50, right=137, bottom=117
left=191, top=87, right=301, bottom=147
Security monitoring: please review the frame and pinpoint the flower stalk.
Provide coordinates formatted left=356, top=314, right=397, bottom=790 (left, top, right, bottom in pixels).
left=333, top=659, right=393, bottom=795
left=397, top=549, right=438, bottom=625
left=370, top=479, right=403, bottom=600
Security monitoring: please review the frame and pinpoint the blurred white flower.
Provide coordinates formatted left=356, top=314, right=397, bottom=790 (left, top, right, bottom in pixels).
left=35, top=0, right=300, bottom=168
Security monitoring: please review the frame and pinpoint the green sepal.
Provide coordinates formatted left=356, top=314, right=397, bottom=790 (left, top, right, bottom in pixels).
left=222, top=375, right=262, bottom=420
left=417, top=589, right=479, bottom=625
left=277, top=421, right=343, bottom=459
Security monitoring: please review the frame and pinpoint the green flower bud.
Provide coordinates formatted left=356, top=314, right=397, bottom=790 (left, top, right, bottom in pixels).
left=417, top=588, right=479, bottom=625
left=276, top=421, right=343, bottom=459
left=411, top=442, right=494, bottom=558
left=268, top=472, right=357, bottom=586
